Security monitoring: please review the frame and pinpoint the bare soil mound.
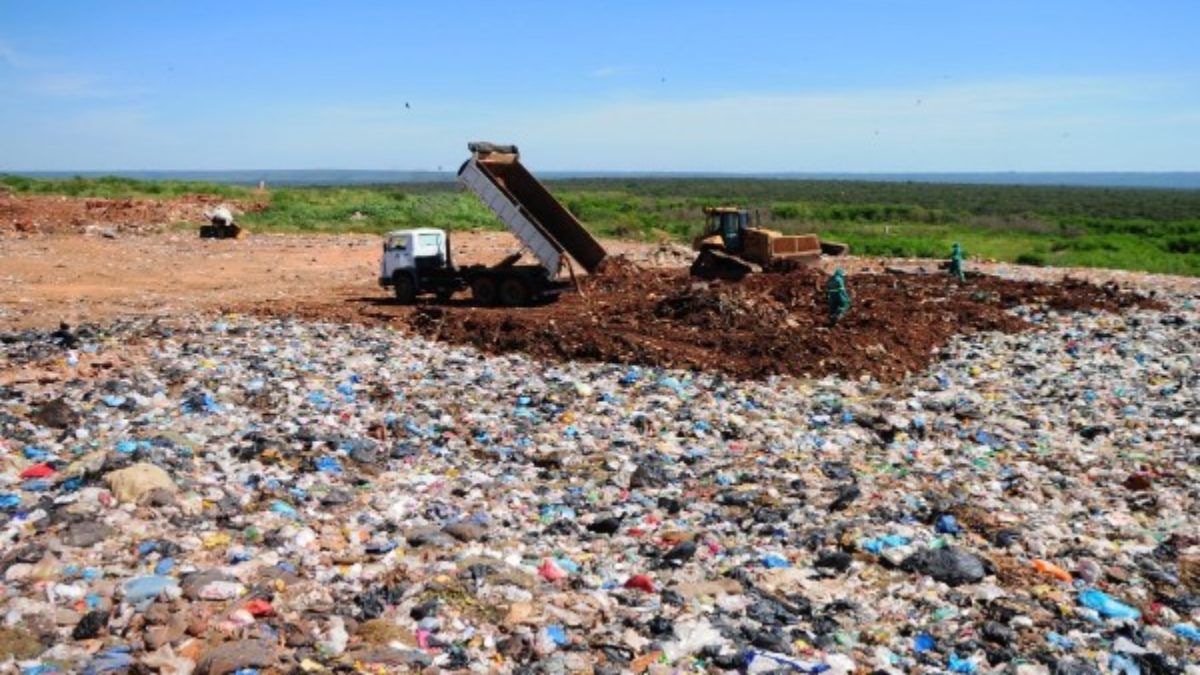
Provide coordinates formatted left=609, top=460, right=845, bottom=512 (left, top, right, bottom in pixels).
left=0, top=192, right=264, bottom=236
left=247, top=259, right=1162, bottom=383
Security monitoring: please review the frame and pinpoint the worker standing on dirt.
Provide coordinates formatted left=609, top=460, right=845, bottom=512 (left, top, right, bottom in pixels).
left=949, top=242, right=966, bottom=283
left=827, top=268, right=851, bottom=323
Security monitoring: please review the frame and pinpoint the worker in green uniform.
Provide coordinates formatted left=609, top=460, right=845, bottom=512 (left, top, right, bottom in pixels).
left=949, top=242, right=966, bottom=283
left=826, top=268, right=851, bottom=323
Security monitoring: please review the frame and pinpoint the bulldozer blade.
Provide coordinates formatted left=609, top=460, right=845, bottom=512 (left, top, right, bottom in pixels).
left=820, top=240, right=850, bottom=256
left=690, top=248, right=756, bottom=281
left=199, top=224, right=247, bottom=239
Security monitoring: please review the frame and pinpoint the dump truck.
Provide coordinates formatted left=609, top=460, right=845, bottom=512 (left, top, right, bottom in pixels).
left=690, top=206, right=848, bottom=280
left=379, top=142, right=607, bottom=306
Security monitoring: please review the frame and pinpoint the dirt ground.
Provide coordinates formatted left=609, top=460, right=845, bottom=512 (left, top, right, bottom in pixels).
left=0, top=191, right=265, bottom=236
left=0, top=230, right=682, bottom=330
left=2, top=192, right=1196, bottom=382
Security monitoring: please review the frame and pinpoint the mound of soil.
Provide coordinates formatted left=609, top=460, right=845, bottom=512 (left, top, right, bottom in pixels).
left=395, top=262, right=1160, bottom=382
left=0, top=193, right=264, bottom=236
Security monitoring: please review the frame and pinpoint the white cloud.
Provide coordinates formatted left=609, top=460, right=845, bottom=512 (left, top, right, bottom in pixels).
left=3, top=75, right=1196, bottom=171
left=0, top=39, right=28, bottom=68
left=482, top=77, right=1200, bottom=172
left=63, top=107, right=154, bottom=134
left=32, top=74, right=119, bottom=98
left=589, top=65, right=628, bottom=79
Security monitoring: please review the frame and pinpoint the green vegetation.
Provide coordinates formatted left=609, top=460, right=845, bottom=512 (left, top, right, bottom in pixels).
left=3, top=174, right=1198, bottom=276
left=0, top=174, right=252, bottom=200
left=243, top=188, right=502, bottom=233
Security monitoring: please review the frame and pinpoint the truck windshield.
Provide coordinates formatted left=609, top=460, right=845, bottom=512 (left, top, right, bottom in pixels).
left=387, top=237, right=407, bottom=250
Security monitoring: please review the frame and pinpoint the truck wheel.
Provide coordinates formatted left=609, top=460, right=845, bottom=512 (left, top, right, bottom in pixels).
left=392, top=274, right=417, bottom=304
left=499, top=277, right=532, bottom=307
left=471, top=277, right=498, bottom=306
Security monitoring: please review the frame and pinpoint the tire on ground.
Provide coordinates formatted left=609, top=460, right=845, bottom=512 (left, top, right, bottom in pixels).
left=471, top=276, right=499, bottom=306
left=499, top=276, right=532, bottom=307
left=393, top=273, right=417, bottom=304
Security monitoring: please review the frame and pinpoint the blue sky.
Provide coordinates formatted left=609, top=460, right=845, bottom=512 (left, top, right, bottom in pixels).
left=1, top=1, right=1198, bottom=171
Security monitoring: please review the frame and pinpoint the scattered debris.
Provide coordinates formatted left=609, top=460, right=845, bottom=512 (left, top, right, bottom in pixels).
left=0, top=278, right=1194, bottom=671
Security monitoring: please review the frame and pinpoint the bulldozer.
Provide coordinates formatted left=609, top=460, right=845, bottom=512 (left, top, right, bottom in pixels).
left=690, top=206, right=847, bottom=280
left=199, top=205, right=247, bottom=239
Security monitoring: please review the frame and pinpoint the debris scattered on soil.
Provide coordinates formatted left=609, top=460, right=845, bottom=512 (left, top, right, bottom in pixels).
left=0, top=277, right=1196, bottom=672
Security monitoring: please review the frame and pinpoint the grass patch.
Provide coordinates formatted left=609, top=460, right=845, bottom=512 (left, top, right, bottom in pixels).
left=1, top=174, right=252, bottom=199
left=239, top=188, right=501, bottom=234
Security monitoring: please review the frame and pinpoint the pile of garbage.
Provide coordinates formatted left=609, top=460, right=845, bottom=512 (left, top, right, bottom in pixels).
left=0, top=288, right=1197, bottom=673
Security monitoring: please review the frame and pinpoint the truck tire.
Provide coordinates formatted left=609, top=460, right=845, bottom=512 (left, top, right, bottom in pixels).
left=392, top=273, right=417, bottom=304
left=498, top=276, right=532, bottom=307
left=471, top=276, right=499, bottom=306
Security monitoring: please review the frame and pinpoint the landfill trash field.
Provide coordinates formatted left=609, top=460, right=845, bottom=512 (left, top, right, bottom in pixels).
left=1, top=231, right=1198, bottom=674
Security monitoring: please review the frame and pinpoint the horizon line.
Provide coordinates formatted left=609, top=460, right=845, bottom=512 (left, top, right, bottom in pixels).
left=6, top=168, right=1200, bottom=174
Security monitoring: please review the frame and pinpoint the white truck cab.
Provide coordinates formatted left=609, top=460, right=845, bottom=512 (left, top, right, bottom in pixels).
left=380, top=228, right=448, bottom=282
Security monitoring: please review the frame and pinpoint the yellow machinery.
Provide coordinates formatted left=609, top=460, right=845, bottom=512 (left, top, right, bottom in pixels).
left=690, top=207, right=846, bottom=279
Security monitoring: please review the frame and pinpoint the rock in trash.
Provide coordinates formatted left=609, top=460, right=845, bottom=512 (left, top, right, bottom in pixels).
left=32, top=397, right=81, bottom=429
left=629, top=459, right=671, bottom=489
left=104, top=463, right=176, bottom=503
left=180, top=570, right=241, bottom=601
left=442, top=520, right=488, bottom=542
left=194, top=639, right=279, bottom=675
left=342, top=646, right=433, bottom=668
left=1122, top=473, right=1153, bottom=491
left=62, top=521, right=114, bottom=548
left=981, top=621, right=1015, bottom=644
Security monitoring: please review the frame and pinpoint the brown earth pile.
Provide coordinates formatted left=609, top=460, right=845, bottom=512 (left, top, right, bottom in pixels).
left=0, top=192, right=264, bottom=236
left=248, top=259, right=1161, bottom=383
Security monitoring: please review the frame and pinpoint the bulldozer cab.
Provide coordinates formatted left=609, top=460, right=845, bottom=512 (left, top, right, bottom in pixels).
left=704, top=207, right=749, bottom=254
